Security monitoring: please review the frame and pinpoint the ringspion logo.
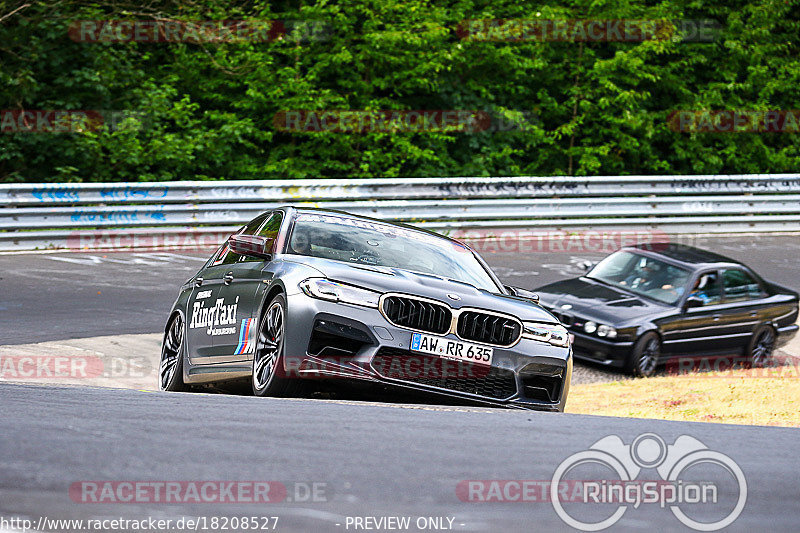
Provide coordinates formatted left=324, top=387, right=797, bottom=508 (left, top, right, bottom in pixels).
left=550, top=433, right=746, bottom=531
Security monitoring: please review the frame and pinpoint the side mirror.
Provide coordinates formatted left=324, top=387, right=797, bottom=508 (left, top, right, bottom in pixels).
left=228, top=234, right=275, bottom=260
left=683, top=296, right=704, bottom=311
left=578, top=260, right=596, bottom=272
left=505, top=285, right=540, bottom=304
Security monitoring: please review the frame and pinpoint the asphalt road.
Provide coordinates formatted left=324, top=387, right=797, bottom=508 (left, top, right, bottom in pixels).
left=1, top=382, right=797, bottom=532
left=1, top=235, right=799, bottom=345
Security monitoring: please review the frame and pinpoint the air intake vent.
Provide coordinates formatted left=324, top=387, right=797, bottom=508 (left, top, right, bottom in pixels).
left=457, top=311, right=521, bottom=346
left=382, top=296, right=451, bottom=335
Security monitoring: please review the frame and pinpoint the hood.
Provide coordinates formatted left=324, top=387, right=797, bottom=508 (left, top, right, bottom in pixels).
left=534, top=277, right=668, bottom=325
left=283, top=255, right=558, bottom=324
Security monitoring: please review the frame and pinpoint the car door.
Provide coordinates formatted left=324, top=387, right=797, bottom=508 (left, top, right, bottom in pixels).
left=661, top=269, right=728, bottom=357
left=186, top=214, right=269, bottom=366
left=718, top=267, right=769, bottom=353
left=213, top=211, right=285, bottom=362
left=185, top=242, right=233, bottom=365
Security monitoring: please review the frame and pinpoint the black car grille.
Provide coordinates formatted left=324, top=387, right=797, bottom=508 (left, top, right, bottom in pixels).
left=456, top=311, right=521, bottom=346
left=551, top=311, right=574, bottom=327
left=371, top=348, right=518, bottom=400
left=382, top=296, right=451, bottom=335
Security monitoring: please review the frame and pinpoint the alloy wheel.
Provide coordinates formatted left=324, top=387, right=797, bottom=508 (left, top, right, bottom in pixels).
left=253, top=301, right=284, bottom=391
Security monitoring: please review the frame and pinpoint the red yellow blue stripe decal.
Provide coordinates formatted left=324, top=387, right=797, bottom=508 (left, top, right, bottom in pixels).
left=235, top=318, right=254, bottom=355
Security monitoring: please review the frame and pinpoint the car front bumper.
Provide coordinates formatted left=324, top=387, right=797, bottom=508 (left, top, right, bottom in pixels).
left=569, top=331, right=634, bottom=368
left=283, top=290, right=572, bottom=411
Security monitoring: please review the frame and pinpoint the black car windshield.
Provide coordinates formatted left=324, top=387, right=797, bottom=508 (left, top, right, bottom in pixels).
left=287, top=213, right=500, bottom=292
left=587, top=251, right=692, bottom=305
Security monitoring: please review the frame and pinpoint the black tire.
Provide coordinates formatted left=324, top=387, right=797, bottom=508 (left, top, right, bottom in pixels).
left=252, top=294, right=301, bottom=397
left=160, top=313, right=187, bottom=391
left=626, top=332, right=661, bottom=377
left=747, top=325, right=776, bottom=367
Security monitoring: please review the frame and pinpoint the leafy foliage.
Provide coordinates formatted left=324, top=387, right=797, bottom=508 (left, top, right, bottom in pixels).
left=1, top=0, right=799, bottom=182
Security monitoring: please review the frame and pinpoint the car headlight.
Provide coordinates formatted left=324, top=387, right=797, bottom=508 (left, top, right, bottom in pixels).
left=584, top=321, right=597, bottom=334
left=522, top=322, right=570, bottom=347
left=299, top=278, right=380, bottom=308
left=597, top=324, right=617, bottom=338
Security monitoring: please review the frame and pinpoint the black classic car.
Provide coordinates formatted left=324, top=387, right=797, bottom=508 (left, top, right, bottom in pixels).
left=534, top=244, right=799, bottom=376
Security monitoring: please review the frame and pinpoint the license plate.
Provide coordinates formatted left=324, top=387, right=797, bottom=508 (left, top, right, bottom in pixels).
left=410, top=332, right=493, bottom=365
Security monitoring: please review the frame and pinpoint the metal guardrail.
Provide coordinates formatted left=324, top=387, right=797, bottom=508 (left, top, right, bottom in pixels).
left=2, top=175, right=799, bottom=252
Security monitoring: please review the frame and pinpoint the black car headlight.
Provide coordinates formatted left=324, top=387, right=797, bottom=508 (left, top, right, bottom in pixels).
left=299, top=278, right=381, bottom=308
left=522, top=322, right=570, bottom=347
left=583, top=321, right=617, bottom=339
left=597, top=324, right=617, bottom=338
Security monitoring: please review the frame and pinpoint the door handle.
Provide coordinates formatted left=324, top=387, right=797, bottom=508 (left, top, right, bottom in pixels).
left=223, top=272, right=234, bottom=285
left=194, top=277, right=204, bottom=287
left=712, top=314, right=721, bottom=321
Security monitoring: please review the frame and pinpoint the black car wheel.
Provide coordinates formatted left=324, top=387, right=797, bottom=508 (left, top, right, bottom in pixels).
left=627, top=332, right=660, bottom=377
left=160, top=313, right=186, bottom=391
left=748, top=325, right=775, bottom=367
left=252, top=294, right=299, bottom=397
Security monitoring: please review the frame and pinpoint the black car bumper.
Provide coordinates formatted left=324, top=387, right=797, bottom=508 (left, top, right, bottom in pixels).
left=776, top=323, right=799, bottom=348
left=570, top=331, right=634, bottom=368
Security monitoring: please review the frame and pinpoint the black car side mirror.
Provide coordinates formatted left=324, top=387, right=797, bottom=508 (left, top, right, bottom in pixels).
left=229, top=234, right=275, bottom=260
left=683, top=296, right=704, bottom=311
left=578, top=260, right=596, bottom=272
left=505, top=285, right=540, bottom=304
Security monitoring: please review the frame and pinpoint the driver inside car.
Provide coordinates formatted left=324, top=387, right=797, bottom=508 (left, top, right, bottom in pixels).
left=688, top=272, right=719, bottom=304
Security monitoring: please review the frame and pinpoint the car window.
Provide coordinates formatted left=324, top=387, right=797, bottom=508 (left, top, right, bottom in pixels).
left=587, top=251, right=691, bottom=305
left=723, top=269, right=764, bottom=302
left=257, top=211, right=283, bottom=239
left=215, top=212, right=271, bottom=265
left=688, top=271, right=722, bottom=305
left=287, top=213, right=500, bottom=292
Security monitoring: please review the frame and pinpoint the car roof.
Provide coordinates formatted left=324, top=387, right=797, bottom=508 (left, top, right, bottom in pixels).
left=622, top=243, right=748, bottom=270
left=281, top=206, right=468, bottom=247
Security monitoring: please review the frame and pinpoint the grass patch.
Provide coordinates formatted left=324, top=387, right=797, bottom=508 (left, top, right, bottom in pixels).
left=566, top=366, right=800, bottom=427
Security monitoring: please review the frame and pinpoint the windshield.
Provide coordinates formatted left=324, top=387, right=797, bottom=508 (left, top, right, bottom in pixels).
left=287, top=213, right=500, bottom=292
left=587, top=251, right=691, bottom=305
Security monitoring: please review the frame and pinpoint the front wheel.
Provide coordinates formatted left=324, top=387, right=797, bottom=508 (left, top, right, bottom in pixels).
left=160, top=313, right=187, bottom=391
left=252, top=294, right=301, bottom=397
left=626, top=332, right=660, bottom=377
left=747, top=325, right=775, bottom=367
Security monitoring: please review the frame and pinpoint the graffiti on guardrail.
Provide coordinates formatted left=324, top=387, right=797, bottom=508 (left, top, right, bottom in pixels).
left=69, top=209, right=167, bottom=223
left=670, top=178, right=800, bottom=191
left=99, top=186, right=169, bottom=200
left=23, top=185, right=170, bottom=203
left=435, top=180, right=588, bottom=197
